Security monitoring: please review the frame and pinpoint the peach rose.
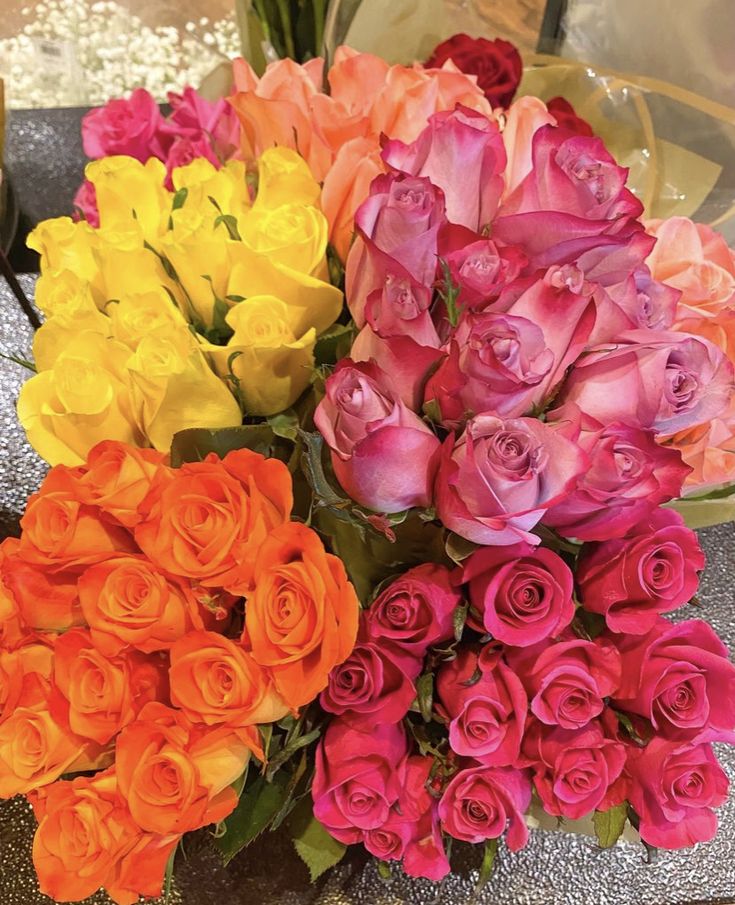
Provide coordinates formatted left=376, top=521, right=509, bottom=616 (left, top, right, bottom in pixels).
left=115, top=701, right=250, bottom=834
left=31, top=769, right=179, bottom=905
left=79, top=556, right=202, bottom=655
left=51, top=628, right=168, bottom=744
left=135, top=449, right=292, bottom=594
left=245, top=522, right=360, bottom=710
left=169, top=630, right=287, bottom=727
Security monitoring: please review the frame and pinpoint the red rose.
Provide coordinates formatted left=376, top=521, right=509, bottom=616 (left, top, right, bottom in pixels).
left=546, top=96, right=594, bottom=137
left=426, top=34, right=523, bottom=109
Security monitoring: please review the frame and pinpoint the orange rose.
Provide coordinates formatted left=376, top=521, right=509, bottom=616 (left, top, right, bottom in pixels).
left=77, top=440, right=166, bottom=528
left=245, top=522, right=359, bottom=710
left=0, top=639, right=54, bottom=723
left=169, top=630, right=287, bottom=727
left=51, top=629, right=168, bottom=744
left=135, top=449, right=292, bottom=593
left=2, top=545, right=82, bottom=632
left=116, top=701, right=250, bottom=834
left=79, top=556, right=202, bottom=655
left=19, top=467, right=135, bottom=570
left=31, top=769, right=179, bottom=905
left=0, top=539, right=27, bottom=648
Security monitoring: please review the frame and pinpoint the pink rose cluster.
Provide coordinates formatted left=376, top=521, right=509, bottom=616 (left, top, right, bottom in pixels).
left=313, top=515, right=735, bottom=880
left=315, top=103, right=734, bottom=541
left=73, top=85, right=240, bottom=224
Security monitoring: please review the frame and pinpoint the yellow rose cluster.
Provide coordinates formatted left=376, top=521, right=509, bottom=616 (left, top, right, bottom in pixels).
left=19, top=149, right=343, bottom=466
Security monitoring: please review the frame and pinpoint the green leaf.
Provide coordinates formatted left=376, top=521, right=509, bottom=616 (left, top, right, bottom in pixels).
left=422, top=397, right=443, bottom=424
left=416, top=672, right=434, bottom=723
left=445, top=532, right=479, bottom=565
left=453, top=602, right=469, bottom=642
left=268, top=409, right=300, bottom=442
left=593, top=802, right=629, bottom=849
left=288, top=797, right=346, bottom=882
left=170, top=425, right=285, bottom=467
left=171, top=187, right=188, bottom=211
left=437, top=257, right=463, bottom=328
left=476, top=837, right=498, bottom=892
left=376, top=860, right=392, bottom=881
left=314, top=323, right=354, bottom=367
left=214, top=773, right=291, bottom=864
left=266, top=727, right=321, bottom=779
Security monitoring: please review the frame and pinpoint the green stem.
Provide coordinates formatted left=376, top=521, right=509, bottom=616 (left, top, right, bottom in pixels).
left=275, top=0, right=296, bottom=59
left=252, top=0, right=272, bottom=43
left=313, top=0, right=326, bottom=57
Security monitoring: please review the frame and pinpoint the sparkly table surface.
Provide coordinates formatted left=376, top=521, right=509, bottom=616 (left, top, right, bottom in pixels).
left=1, top=276, right=734, bottom=905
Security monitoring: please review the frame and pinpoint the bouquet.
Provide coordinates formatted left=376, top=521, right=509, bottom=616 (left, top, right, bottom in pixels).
left=3, top=36, right=735, bottom=904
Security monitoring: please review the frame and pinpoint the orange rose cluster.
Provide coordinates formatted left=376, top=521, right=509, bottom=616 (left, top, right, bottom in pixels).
left=0, top=440, right=359, bottom=904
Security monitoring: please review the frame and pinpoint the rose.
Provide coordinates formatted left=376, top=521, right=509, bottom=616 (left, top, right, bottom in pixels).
left=520, top=716, right=627, bottom=819
left=393, top=756, right=450, bottom=881
left=79, top=557, right=201, bottom=655
left=436, top=648, right=527, bottom=765
left=611, top=618, right=735, bottom=739
left=51, top=628, right=167, bottom=745
left=546, top=96, right=594, bottom=136
left=646, top=217, right=735, bottom=318
left=135, top=449, right=292, bottom=594
left=169, top=630, right=287, bottom=728
left=363, top=564, right=461, bottom=655
left=164, top=135, right=220, bottom=189
left=81, top=88, right=167, bottom=161
left=626, top=737, right=730, bottom=849
left=501, top=97, right=557, bottom=200
left=314, top=360, right=441, bottom=513
left=30, top=770, right=178, bottom=905
left=544, top=415, right=691, bottom=542
left=2, top=547, right=81, bottom=633
left=605, top=264, right=680, bottom=333
left=382, top=106, right=506, bottom=232
left=320, top=638, right=420, bottom=726
left=116, top=702, right=252, bottom=835
left=577, top=508, right=705, bottom=633
left=0, top=541, right=26, bottom=648
left=442, top=238, right=526, bottom=310
left=241, top=202, right=329, bottom=277
left=520, top=638, right=622, bottom=730
left=245, top=522, right=360, bottom=710
left=72, top=179, right=99, bottom=227
left=555, top=329, right=734, bottom=437
left=312, top=719, right=409, bottom=844
left=167, top=86, right=239, bottom=158
left=425, top=34, right=523, bottom=108
left=438, top=765, right=531, bottom=849
left=85, top=155, right=169, bottom=243
left=26, top=216, right=97, bottom=280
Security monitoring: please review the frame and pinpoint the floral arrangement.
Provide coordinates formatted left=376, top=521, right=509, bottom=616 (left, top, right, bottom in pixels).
left=3, top=34, right=735, bottom=905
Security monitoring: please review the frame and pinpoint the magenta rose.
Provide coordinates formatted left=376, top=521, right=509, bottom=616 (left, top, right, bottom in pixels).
left=312, top=719, right=409, bottom=844
left=345, top=173, right=446, bottom=327
left=611, top=618, right=735, bottom=739
left=72, top=179, right=99, bottom=228
left=393, top=756, right=450, bottom=881
left=576, top=508, right=705, bottom=633
left=320, top=638, right=421, bottom=726
left=425, top=34, right=523, bottom=108
left=382, top=106, right=506, bottom=232
left=556, top=329, right=733, bottom=437
left=81, top=87, right=167, bottom=161
left=436, top=648, right=527, bottom=765
left=364, top=563, right=461, bottom=656
left=520, top=638, right=622, bottom=730
left=462, top=542, right=575, bottom=646
left=438, top=765, right=532, bottom=849
left=164, top=135, right=220, bottom=190
left=606, top=265, right=680, bottom=333
left=443, top=238, right=526, bottom=310
left=166, top=86, right=239, bottom=156
left=435, top=414, right=587, bottom=546
left=626, top=737, right=730, bottom=849
left=544, top=414, right=691, bottom=542
left=362, top=811, right=413, bottom=863
left=314, top=360, right=441, bottom=513
left=520, top=715, right=627, bottom=819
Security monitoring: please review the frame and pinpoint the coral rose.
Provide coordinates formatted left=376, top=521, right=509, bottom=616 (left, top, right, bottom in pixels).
left=246, top=522, right=360, bottom=710
left=135, top=448, right=292, bottom=594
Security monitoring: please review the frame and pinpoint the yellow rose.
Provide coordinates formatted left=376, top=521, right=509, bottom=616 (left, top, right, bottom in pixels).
left=27, top=217, right=98, bottom=280
left=205, top=296, right=316, bottom=416
left=127, top=326, right=242, bottom=451
left=108, top=288, right=189, bottom=348
left=18, top=333, right=141, bottom=466
left=255, top=147, right=321, bottom=210
left=90, top=225, right=178, bottom=305
left=173, top=158, right=251, bottom=220
left=240, top=202, right=329, bottom=276
left=33, top=271, right=107, bottom=333
left=86, top=156, right=170, bottom=242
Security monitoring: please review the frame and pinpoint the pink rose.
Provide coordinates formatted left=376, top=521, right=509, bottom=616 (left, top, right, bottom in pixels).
left=345, top=173, right=446, bottom=328
left=364, top=564, right=461, bottom=656
left=543, top=414, right=691, bottom=542
left=521, top=715, right=627, bottom=819
left=463, top=542, right=575, bottom=646
left=167, top=86, right=239, bottom=157
left=611, top=618, right=735, bottom=739
left=312, top=719, right=409, bottom=844
left=435, top=414, right=587, bottom=546
left=320, top=637, right=421, bottom=726
left=164, top=135, right=220, bottom=190
left=501, top=97, right=556, bottom=200
left=519, top=638, right=622, bottom=730
left=605, top=265, right=680, bottom=333
left=626, top=737, right=730, bottom=848
left=81, top=88, right=167, bottom=161
left=362, top=252, right=438, bottom=346
left=438, top=765, right=532, bottom=849
left=72, top=180, right=99, bottom=228
left=397, top=756, right=450, bottom=881
left=646, top=217, right=735, bottom=318
left=556, top=329, right=734, bottom=437
left=576, top=508, right=705, bottom=633
left=382, top=106, right=506, bottom=232
left=443, top=238, right=526, bottom=311
left=436, top=648, right=527, bottom=765
left=314, top=360, right=441, bottom=513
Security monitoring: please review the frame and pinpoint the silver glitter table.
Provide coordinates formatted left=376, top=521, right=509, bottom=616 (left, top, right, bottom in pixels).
left=1, top=276, right=734, bottom=905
